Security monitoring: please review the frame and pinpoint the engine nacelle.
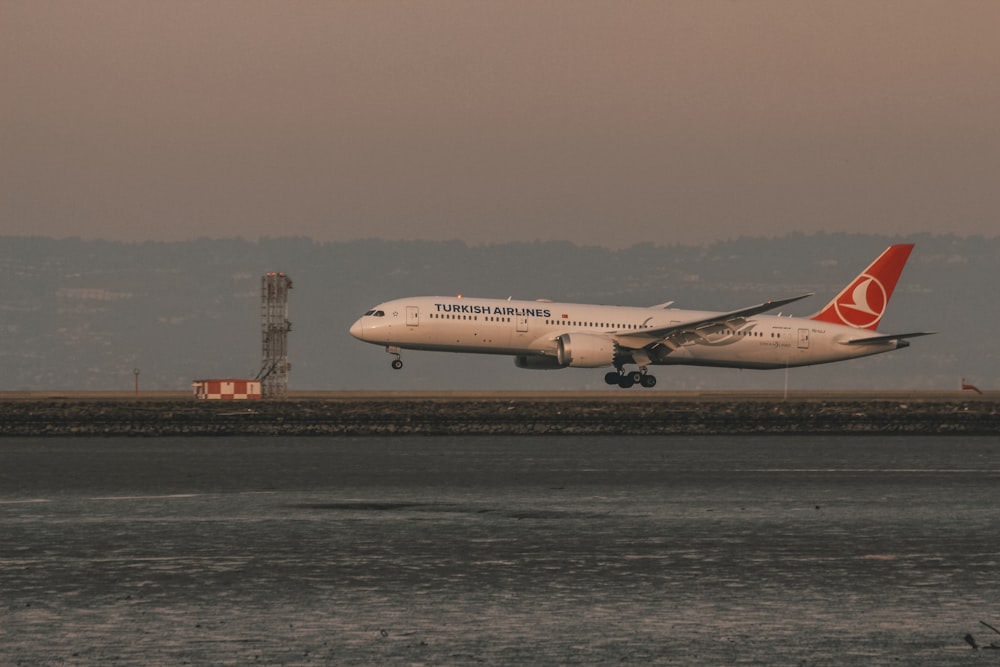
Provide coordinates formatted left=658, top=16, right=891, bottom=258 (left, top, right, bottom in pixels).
left=556, top=333, right=617, bottom=368
left=514, top=354, right=565, bottom=370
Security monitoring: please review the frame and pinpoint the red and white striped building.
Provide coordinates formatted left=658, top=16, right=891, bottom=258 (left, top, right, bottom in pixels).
left=192, top=379, right=262, bottom=400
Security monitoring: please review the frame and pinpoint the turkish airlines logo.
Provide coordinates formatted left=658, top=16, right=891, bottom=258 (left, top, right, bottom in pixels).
left=834, top=274, right=887, bottom=328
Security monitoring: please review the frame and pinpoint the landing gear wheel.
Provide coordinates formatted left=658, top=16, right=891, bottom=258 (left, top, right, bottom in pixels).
left=618, top=374, right=635, bottom=389
left=640, top=374, right=657, bottom=388
left=605, top=371, right=621, bottom=385
left=629, top=371, right=643, bottom=385
left=391, top=358, right=403, bottom=370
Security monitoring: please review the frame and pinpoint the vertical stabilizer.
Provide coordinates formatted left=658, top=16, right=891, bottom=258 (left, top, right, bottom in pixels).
left=811, top=244, right=914, bottom=331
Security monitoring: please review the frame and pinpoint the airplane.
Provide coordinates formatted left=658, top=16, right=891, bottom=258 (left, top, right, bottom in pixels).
left=349, top=244, right=933, bottom=388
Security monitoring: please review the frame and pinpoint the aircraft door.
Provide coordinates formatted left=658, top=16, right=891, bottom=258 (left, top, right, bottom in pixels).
left=516, top=316, right=528, bottom=333
left=798, top=328, right=810, bottom=349
left=406, top=306, right=419, bottom=326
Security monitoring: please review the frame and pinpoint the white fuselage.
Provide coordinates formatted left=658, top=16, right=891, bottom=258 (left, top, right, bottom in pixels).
left=349, top=295, right=902, bottom=370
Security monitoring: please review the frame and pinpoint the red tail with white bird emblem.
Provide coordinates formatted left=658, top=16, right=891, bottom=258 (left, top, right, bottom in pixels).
left=811, top=244, right=914, bottom=331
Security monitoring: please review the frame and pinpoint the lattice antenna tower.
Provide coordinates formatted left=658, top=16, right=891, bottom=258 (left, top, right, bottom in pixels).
left=259, top=272, right=293, bottom=397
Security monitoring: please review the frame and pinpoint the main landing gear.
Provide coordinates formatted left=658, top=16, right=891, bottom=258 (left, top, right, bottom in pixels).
left=605, top=366, right=657, bottom=389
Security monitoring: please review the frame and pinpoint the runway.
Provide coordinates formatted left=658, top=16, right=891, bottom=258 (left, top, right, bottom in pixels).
left=2, top=434, right=999, bottom=665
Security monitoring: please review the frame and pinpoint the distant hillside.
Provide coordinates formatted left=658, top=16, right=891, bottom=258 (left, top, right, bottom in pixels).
left=0, top=233, right=994, bottom=392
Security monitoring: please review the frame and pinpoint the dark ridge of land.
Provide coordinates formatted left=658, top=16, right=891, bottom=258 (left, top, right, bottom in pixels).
left=1, top=391, right=997, bottom=436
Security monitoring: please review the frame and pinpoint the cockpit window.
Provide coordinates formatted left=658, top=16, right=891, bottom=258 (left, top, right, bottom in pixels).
left=374, top=310, right=385, bottom=317
left=364, top=310, right=375, bottom=316
left=363, top=309, right=386, bottom=317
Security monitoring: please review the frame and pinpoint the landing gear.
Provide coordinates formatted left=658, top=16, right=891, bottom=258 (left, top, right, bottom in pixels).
left=605, top=365, right=657, bottom=389
left=391, top=358, right=403, bottom=370
left=387, top=346, right=403, bottom=370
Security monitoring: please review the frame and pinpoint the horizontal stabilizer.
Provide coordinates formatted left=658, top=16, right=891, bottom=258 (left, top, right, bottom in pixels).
left=843, top=331, right=936, bottom=345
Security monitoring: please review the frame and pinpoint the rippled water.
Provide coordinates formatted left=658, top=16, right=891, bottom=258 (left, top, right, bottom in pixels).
left=2, top=435, right=999, bottom=665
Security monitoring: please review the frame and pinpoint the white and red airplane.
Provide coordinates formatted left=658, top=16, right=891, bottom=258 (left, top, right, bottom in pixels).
left=349, top=244, right=932, bottom=388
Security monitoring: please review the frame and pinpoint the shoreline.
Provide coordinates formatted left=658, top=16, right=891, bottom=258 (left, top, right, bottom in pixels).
left=1, top=391, right=997, bottom=436
left=1, top=388, right=997, bottom=401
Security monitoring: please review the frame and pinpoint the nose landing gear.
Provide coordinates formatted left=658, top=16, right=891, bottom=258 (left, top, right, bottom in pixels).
left=387, top=346, right=403, bottom=370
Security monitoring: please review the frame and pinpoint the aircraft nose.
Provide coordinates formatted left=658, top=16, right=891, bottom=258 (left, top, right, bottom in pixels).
left=349, top=319, right=364, bottom=340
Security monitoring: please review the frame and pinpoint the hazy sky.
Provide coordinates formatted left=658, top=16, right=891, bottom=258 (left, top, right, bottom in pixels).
left=3, top=1, right=998, bottom=248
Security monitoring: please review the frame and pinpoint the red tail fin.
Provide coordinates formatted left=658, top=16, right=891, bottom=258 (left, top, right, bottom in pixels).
left=811, top=244, right=914, bottom=331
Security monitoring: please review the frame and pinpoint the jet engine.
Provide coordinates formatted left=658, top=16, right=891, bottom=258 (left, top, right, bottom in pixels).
left=556, top=333, right=617, bottom=368
left=514, top=354, right=565, bottom=370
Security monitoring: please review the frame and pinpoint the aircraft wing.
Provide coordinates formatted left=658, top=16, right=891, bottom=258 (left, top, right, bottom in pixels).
left=615, top=293, right=816, bottom=362
left=619, top=293, right=815, bottom=342
left=841, top=331, right=936, bottom=345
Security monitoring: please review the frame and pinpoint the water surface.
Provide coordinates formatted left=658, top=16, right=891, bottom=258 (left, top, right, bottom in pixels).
left=2, top=435, right=998, bottom=665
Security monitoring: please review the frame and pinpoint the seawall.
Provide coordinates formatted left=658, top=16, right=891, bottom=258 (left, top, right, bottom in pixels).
left=1, top=391, right=997, bottom=436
